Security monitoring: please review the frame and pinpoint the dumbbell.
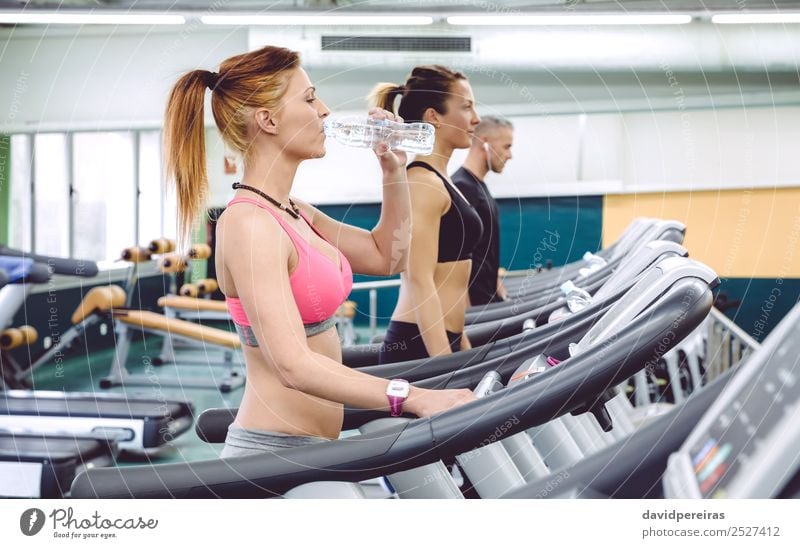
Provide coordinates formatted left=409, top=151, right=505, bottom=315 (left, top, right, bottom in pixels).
left=0, top=325, right=38, bottom=351
left=159, top=254, right=189, bottom=274
left=120, top=246, right=152, bottom=263
left=179, top=278, right=219, bottom=297
left=148, top=238, right=176, bottom=254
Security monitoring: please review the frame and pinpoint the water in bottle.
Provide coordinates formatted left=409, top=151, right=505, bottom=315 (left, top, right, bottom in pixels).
left=323, top=116, right=435, bottom=154
left=561, top=280, right=593, bottom=313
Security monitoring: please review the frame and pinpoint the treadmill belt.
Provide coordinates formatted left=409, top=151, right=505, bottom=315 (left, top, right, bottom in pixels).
left=0, top=393, right=192, bottom=419
left=0, top=432, right=116, bottom=463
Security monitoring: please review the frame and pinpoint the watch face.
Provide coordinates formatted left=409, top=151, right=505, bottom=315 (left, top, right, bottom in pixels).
left=387, top=379, right=409, bottom=398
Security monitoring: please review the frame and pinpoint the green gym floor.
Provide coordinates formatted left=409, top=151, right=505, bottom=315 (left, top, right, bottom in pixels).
left=26, top=324, right=383, bottom=467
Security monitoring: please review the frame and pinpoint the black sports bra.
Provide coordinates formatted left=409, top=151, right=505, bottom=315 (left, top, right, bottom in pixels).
left=407, top=161, right=484, bottom=263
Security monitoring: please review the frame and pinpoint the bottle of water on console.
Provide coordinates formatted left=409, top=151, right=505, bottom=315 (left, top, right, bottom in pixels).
left=561, top=280, right=592, bottom=313
left=323, top=116, right=435, bottom=154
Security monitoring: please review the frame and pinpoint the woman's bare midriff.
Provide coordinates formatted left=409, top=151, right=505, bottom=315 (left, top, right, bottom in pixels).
left=215, top=207, right=345, bottom=440
left=233, top=326, right=344, bottom=440
left=391, top=259, right=471, bottom=334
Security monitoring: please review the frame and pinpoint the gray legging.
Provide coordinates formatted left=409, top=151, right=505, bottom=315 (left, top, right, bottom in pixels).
left=220, top=423, right=327, bottom=458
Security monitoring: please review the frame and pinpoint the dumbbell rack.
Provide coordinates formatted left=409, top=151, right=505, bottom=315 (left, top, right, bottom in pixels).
left=104, top=239, right=243, bottom=393
left=153, top=243, right=234, bottom=367
left=0, top=325, right=38, bottom=389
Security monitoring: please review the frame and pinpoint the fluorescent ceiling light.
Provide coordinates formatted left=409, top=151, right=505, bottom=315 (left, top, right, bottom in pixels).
left=0, top=12, right=186, bottom=25
left=202, top=14, right=433, bottom=26
left=447, top=14, right=693, bottom=26
left=712, top=13, right=800, bottom=24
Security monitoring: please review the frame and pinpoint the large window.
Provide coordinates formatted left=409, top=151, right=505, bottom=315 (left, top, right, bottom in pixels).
left=7, top=129, right=177, bottom=263
left=73, top=132, right=135, bottom=261
left=138, top=131, right=177, bottom=246
left=33, top=134, right=69, bottom=258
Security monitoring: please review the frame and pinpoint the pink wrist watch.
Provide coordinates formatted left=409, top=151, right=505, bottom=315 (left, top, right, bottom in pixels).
left=386, top=379, right=410, bottom=417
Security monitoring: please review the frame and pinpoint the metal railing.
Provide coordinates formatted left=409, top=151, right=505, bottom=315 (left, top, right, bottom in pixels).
left=704, top=307, right=760, bottom=383
left=349, top=279, right=401, bottom=340
left=633, top=306, right=760, bottom=407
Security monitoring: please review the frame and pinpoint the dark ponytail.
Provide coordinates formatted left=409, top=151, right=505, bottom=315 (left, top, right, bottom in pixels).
left=388, top=65, right=467, bottom=123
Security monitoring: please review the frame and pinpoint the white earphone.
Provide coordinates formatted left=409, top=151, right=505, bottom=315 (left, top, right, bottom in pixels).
left=482, top=142, right=489, bottom=152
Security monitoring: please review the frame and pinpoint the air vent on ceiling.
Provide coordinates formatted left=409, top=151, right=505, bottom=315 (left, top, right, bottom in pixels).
left=321, top=36, right=471, bottom=52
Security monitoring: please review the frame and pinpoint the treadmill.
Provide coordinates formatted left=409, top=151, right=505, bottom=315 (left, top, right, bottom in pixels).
left=0, top=252, right=194, bottom=454
left=0, top=390, right=193, bottom=453
left=663, top=297, right=800, bottom=499
left=465, top=219, right=686, bottom=325
left=198, top=248, right=700, bottom=440
left=0, top=265, right=118, bottom=498
left=69, top=254, right=715, bottom=498
left=0, top=431, right=118, bottom=498
left=342, top=237, right=689, bottom=369
left=504, top=297, right=800, bottom=499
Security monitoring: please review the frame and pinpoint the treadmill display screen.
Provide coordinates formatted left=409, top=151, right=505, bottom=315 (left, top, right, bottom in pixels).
left=687, top=318, right=800, bottom=498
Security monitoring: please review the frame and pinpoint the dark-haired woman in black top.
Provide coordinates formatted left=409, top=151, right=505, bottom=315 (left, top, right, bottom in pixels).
left=370, top=66, right=482, bottom=364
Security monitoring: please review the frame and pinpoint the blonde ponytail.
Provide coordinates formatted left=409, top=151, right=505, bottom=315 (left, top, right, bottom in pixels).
left=368, top=82, right=404, bottom=113
left=163, top=70, right=212, bottom=247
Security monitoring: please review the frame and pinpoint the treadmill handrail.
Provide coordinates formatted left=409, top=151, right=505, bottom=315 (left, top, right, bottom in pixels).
left=0, top=256, right=51, bottom=284
left=71, top=277, right=713, bottom=498
left=196, top=295, right=618, bottom=443
left=0, top=246, right=99, bottom=277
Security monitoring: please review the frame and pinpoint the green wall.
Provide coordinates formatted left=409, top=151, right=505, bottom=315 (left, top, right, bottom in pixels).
left=0, top=135, right=10, bottom=245
left=318, top=195, right=604, bottom=326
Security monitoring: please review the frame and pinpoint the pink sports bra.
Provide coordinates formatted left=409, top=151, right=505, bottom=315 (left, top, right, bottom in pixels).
left=224, top=197, right=353, bottom=342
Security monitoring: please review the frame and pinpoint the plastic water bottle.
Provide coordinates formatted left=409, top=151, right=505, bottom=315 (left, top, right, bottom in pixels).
left=578, top=251, right=607, bottom=277
left=583, top=251, right=607, bottom=268
left=561, top=280, right=592, bottom=313
left=323, top=116, right=435, bottom=154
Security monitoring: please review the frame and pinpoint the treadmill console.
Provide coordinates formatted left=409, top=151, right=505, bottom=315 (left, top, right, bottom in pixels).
left=663, top=302, right=800, bottom=498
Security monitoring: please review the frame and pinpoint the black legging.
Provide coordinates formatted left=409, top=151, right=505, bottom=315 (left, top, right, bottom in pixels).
left=378, top=320, right=461, bottom=365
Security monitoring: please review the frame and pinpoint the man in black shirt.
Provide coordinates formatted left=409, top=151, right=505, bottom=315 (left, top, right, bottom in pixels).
left=452, top=116, right=514, bottom=305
